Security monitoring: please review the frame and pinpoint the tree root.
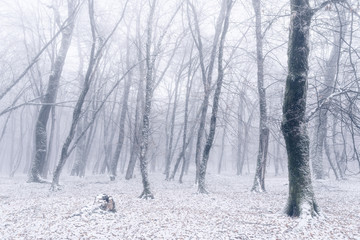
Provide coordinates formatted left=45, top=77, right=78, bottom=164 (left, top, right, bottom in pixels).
left=139, top=189, right=154, bottom=199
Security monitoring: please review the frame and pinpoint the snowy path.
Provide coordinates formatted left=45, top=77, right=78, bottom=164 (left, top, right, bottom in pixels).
left=0, top=173, right=359, bottom=239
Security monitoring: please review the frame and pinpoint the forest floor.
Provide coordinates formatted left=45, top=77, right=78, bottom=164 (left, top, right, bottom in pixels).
left=0, top=172, right=359, bottom=239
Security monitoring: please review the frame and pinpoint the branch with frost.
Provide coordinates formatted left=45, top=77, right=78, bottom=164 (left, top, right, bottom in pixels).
left=306, top=89, right=354, bottom=122
left=66, top=60, right=144, bottom=157
left=0, top=1, right=84, bottom=102
left=312, top=0, right=347, bottom=14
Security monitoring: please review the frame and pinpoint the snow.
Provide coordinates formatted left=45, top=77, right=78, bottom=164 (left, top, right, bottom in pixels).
left=0, top=173, right=359, bottom=239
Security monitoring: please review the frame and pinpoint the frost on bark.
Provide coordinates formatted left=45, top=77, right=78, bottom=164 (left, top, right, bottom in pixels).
left=28, top=0, right=76, bottom=183
left=281, top=0, right=319, bottom=217
left=198, top=0, right=233, bottom=194
left=311, top=12, right=345, bottom=180
left=251, top=0, right=270, bottom=193
left=138, top=0, right=156, bottom=199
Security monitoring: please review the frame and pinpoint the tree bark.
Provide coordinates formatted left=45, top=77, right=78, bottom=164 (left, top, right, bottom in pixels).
left=281, top=0, right=319, bottom=217
left=138, top=0, right=156, bottom=199
left=251, top=0, right=270, bottom=193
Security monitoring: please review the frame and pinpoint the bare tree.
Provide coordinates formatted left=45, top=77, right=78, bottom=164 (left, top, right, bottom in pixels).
left=198, top=0, right=233, bottom=194
left=311, top=8, right=345, bottom=179
left=138, top=0, right=157, bottom=199
left=51, top=0, right=128, bottom=188
left=28, top=0, right=78, bottom=183
left=109, top=24, right=133, bottom=181
left=251, top=0, right=270, bottom=193
left=187, top=0, right=227, bottom=184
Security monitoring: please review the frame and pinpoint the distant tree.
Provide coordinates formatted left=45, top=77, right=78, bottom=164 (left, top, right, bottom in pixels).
left=311, top=9, right=346, bottom=180
left=198, top=0, right=233, bottom=194
left=109, top=23, right=133, bottom=181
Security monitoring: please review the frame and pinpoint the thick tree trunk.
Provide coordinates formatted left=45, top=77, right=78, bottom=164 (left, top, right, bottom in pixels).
left=28, top=0, right=76, bottom=183
left=281, top=0, right=319, bottom=217
left=198, top=0, right=232, bottom=194
left=251, top=0, right=270, bottom=193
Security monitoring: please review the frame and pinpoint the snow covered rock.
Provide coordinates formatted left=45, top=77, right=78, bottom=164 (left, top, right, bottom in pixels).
left=94, top=194, right=116, bottom=212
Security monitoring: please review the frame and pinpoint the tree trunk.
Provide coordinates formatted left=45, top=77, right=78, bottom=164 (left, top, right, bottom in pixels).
left=187, top=0, right=227, bottom=184
left=281, top=0, right=319, bottom=217
left=138, top=0, right=156, bottom=199
left=164, top=63, right=182, bottom=180
left=251, top=0, right=270, bottom=193
left=218, top=127, right=226, bottom=174
left=28, top=0, right=76, bottom=183
left=198, top=0, right=232, bottom=194
left=125, top=10, right=145, bottom=180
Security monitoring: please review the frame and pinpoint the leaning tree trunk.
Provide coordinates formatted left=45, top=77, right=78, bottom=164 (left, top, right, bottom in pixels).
left=281, top=0, right=319, bottom=217
left=51, top=0, right=97, bottom=188
left=251, top=0, right=270, bottom=193
left=50, top=0, right=128, bottom=188
left=28, top=0, right=76, bottom=183
left=198, top=0, right=232, bottom=194
left=187, top=0, right=227, bottom=184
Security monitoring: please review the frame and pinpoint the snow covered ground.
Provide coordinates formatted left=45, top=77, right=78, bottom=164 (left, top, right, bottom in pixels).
left=0, top=172, right=359, bottom=239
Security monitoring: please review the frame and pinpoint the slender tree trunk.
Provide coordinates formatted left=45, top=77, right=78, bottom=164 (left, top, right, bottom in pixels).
left=50, top=0, right=128, bottom=188
left=332, top=117, right=344, bottom=179
left=109, top=53, right=132, bottom=180
left=251, top=0, right=270, bottom=193
left=28, top=0, right=76, bottom=183
left=164, top=59, right=184, bottom=180
left=138, top=0, right=156, bottom=199
left=187, top=0, right=227, bottom=184
left=324, top=130, right=339, bottom=180
left=198, top=0, right=232, bottom=193
left=125, top=7, right=145, bottom=180
left=218, top=127, right=226, bottom=174
left=281, top=0, right=319, bottom=217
